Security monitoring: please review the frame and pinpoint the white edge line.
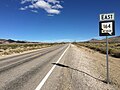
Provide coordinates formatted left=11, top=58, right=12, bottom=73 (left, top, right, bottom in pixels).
left=35, top=44, right=70, bottom=90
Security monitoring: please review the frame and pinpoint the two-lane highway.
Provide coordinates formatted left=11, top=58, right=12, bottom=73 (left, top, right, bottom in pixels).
left=0, top=44, right=70, bottom=90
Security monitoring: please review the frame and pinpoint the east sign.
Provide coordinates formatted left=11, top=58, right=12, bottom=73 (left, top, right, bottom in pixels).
left=99, top=13, right=115, bottom=36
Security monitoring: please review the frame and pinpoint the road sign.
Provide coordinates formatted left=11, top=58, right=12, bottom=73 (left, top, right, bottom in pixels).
left=99, top=13, right=115, bottom=36
left=99, top=21, right=115, bottom=36
left=100, top=13, right=114, bottom=21
left=99, top=13, right=115, bottom=84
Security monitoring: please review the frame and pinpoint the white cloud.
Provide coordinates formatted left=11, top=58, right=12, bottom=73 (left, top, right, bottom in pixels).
left=21, top=0, right=32, bottom=4
left=31, top=10, right=38, bottom=13
left=46, top=9, right=60, bottom=14
left=19, top=6, right=28, bottom=10
left=47, top=0, right=60, bottom=4
left=21, top=0, right=37, bottom=4
left=35, top=1, right=51, bottom=9
left=48, top=14, right=54, bottom=16
left=20, top=0, right=63, bottom=15
left=20, top=7, right=26, bottom=10
left=29, top=5, right=34, bottom=8
left=52, top=4, right=63, bottom=9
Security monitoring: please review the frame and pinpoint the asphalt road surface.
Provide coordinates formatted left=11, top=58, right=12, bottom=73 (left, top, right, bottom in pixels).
left=0, top=44, right=119, bottom=90
left=0, top=44, right=70, bottom=90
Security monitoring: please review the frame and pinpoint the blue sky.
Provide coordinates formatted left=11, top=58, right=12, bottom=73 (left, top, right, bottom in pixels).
left=0, top=0, right=120, bottom=42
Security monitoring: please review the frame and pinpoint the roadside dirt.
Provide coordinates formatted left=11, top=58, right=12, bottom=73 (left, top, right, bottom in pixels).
left=57, top=44, right=120, bottom=90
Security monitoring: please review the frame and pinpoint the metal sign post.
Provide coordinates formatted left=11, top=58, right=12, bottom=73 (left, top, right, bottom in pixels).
left=106, top=36, right=109, bottom=83
left=99, top=13, right=115, bottom=84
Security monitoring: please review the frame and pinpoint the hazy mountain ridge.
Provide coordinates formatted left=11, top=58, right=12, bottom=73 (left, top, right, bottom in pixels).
left=0, top=39, right=38, bottom=44
left=87, top=36, right=120, bottom=43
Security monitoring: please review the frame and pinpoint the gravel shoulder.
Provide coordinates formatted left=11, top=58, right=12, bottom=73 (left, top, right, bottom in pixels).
left=56, top=44, right=120, bottom=90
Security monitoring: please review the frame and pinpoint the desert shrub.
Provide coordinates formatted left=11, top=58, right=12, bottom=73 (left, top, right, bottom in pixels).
left=74, top=42, right=120, bottom=58
left=99, top=47, right=106, bottom=54
left=3, top=51, right=10, bottom=55
left=109, top=49, right=120, bottom=58
left=0, top=43, right=59, bottom=56
left=117, top=44, right=120, bottom=46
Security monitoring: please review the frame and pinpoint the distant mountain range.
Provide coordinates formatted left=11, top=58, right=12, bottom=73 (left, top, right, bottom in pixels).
left=86, top=36, right=120, bottom=43
left=0, top=39, right=39, bottom=44
left=0, top=36, right=120, bottom=44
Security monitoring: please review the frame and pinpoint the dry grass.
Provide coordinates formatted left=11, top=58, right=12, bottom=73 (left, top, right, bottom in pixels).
left=0, top=43, right=59, bottom=56
left=73, top=42, right=120, bottom=58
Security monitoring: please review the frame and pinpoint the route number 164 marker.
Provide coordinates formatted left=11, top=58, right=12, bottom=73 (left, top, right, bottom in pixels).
left=99, top=13, right=115, bottom=84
